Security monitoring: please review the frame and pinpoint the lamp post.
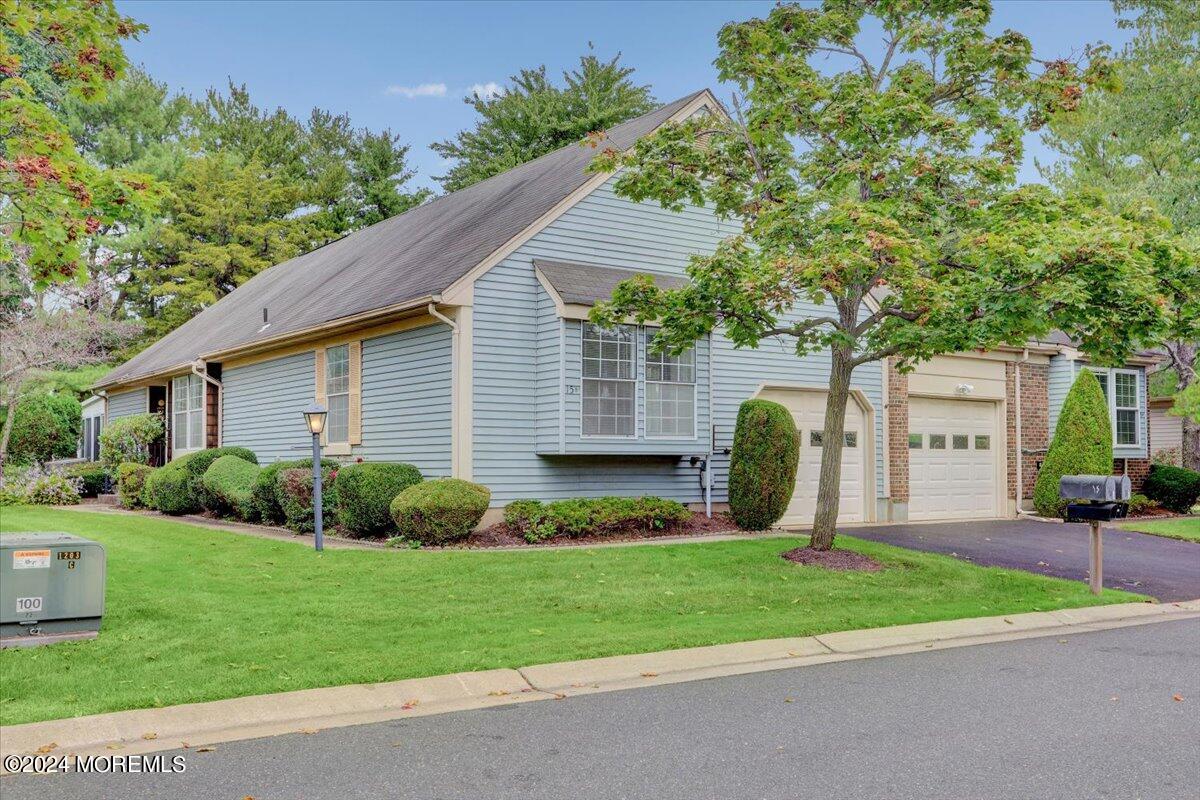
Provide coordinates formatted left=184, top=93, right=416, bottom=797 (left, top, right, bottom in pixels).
left=301, top=403, right=328, bottom=552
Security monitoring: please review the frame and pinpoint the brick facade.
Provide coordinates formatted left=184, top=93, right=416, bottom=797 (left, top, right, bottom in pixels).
left=1005, top=361, right=1049, bottom=502
left=1113, top=457, right=1151, bottom=492
left=205, top=381, right=220, bottom=449
left=886, top=359, right=909, bottom=503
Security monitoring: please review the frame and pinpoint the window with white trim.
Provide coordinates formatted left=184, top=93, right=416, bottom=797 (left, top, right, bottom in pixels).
left=171, top=374, right=204, bottom=452
left=1088, top=367, right=1141, bottom=447
left=582, top=323, right=636, bottom=437
left=645, top=331, right=695, bottom=438
left=325, top=343, right=350, bottom=445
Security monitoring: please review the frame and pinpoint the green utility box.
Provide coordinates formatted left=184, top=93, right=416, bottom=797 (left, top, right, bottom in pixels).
left=1, top=532, right=106, bottom=648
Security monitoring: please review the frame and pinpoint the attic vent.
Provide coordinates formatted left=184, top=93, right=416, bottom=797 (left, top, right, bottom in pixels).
left=257, top=306, right=271, bottom=334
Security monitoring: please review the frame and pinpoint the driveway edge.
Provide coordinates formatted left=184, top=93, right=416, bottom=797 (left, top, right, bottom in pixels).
left=3, top=600, right=1197, bottom=766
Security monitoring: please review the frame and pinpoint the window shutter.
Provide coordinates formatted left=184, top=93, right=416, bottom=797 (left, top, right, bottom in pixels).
left=314, top=348, right=327, bottom=445
left=348, top=340, right=362, bottom=445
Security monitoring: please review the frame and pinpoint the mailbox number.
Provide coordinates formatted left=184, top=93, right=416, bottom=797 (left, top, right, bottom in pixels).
left=16, top=597, right=43, bottom=613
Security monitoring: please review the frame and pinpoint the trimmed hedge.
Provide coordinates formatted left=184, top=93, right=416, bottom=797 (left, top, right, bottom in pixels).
left=334, top=462, right=422, bottom=537
left=1, top=393, right=81, bottom=465
left=201, top=455, right=261, bottom=520
left=503, top=496, right=690, bottom=543
left=63, top=463, right=109, bottom=497
left=277, top=466, right=338, bottom=533
left=116, top=463, right=154, bottom=509
left=144, top=465, right=194, bottom=515
left=390, top=478, right=490, bottom=545
left=176, top=447, right=258, bottom=511
left=251, top=458, right=337, bottom=523
left=1034, top=370, right=1113, bottom=517
left=727, top=399, right=800, bottom=530
left=1142, top=463, right=1200, bottom=514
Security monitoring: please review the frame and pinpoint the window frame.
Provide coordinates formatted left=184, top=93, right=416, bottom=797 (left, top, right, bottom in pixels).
left=170, top=374, right=204, bottom=456
left=1087, top=366, right=1142, bottom=448
left=643, top=328, right=697, bottom=441
left=580, top=322, right=638, bottom=440
left=325, top=343, right=351, bottom=446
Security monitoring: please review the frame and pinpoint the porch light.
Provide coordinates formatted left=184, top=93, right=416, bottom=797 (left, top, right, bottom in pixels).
left=302, top=403, right=328, bottom=435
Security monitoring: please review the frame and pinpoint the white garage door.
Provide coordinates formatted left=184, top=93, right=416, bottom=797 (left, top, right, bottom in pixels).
left=908, top=397, right=999, bottom=521
left=757, top=389, right=866, bottom=526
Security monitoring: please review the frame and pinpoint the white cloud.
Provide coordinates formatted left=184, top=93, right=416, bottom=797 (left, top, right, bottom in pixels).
left=468, top=81, right=504, bottom=100
left=384, top=82, right=447, bottom=98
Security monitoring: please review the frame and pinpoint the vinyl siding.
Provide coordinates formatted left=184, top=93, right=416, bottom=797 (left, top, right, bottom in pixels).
left=1149, top=405, right=1183, bottom=455
left=1049, top=357, right=1149, bottom=459
left=354, top=323, right=453, bottom=477
left=472, top=175, right=886, bottom=507
left=106, top=388, right=147, bottom=421
left=222, top=352, right=315, bottom=463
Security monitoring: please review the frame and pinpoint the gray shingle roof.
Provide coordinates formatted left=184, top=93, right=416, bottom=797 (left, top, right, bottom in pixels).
left=534, top=259, right=688, bottom=306
left=99, top=91, right=708, bottom=388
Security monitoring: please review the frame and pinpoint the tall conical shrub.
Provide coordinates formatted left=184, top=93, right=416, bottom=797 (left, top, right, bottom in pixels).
left=1033, top=369, right=1113, bottom=517
left=728, top=399, right=800, bottom=530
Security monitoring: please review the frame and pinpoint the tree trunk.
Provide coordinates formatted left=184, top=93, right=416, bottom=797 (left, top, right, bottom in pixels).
left=810, top=343, right=855, bottom=551
left=1167, top=341, right=1198, bottom=471
left=0, top=392, right=19, bottom=488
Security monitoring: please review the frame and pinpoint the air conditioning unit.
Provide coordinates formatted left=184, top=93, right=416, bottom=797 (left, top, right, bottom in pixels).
left=1, top=533, right=106, bottom=648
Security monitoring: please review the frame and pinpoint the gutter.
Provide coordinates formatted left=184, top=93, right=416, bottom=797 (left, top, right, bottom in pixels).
left=192, top=361, right=223, bottom=447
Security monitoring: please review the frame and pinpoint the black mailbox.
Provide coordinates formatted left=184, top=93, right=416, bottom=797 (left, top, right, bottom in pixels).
left=1060, top=475, right=1131, bottom=523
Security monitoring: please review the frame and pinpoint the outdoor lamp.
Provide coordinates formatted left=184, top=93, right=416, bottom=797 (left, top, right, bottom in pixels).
left=301, top=403, right=328, bottom=551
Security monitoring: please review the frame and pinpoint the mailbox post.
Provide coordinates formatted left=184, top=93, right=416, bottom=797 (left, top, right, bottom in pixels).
left=1059, top=475, right=1131, bottom=595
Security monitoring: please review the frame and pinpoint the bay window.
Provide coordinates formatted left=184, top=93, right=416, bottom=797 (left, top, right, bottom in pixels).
left=582, top=323, right=636, bottom=437
left=171, top=374, right=204, bottom=452
left=645, top=331, right=696, bottom=438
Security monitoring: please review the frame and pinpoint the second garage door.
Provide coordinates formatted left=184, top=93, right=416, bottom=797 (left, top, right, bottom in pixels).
left=908, top=397, right=1000, bottom=521
left=757, top=388, right=867, bottom=526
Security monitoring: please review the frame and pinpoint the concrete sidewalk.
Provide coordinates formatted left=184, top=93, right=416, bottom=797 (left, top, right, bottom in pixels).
left=4, top=599, right=1196, bottom=768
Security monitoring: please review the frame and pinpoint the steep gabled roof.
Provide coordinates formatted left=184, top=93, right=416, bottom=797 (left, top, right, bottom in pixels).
left=99, top=90, right=712, bottom=388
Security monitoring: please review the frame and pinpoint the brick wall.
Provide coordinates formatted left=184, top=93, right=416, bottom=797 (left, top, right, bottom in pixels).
left=205, top=381, right=220, bottom=449
left=1113, top=458, right=1151, bottom=492
left=886, top=359, right=909, bottom=502
left=1006, top=361, right=1049, bottom=501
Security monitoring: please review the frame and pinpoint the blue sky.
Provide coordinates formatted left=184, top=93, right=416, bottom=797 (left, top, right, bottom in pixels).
left=117, top=1, right=1133, bottom=191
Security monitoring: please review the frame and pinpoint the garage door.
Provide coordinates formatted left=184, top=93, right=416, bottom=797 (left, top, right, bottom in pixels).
left=757, top=389, right=866, bottom=526
left=908, top=397, right=999, bottom=521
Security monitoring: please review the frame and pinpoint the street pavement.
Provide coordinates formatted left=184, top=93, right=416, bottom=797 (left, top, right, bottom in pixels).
left=4, top=618, right=1197, bottom=800
left=845, top=518, right=1200, bottom=601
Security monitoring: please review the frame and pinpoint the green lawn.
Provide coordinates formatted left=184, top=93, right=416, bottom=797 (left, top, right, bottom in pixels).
left=1118, top=516, right=1200, bottom=543
left=0, top=507, right=1142, bottom=726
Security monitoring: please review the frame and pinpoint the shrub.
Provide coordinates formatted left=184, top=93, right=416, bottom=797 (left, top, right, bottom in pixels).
left=116, top=463, right=154, bottom=509
left=144, top=464, right=195, bottom=515
left=334, top=462, right=423, bottom=537
left=503, top=496, right=691, bottom=543
left=727, top=399, right=800, bottom=530
left=390, top=478, right=490, bottom=545
left=171, top=447, right=258, bottom=511
left=1151, top=447, right=1181, bottom=467
left=99, top=413, right=164, bottom=471
left=1125, top=493, right=1159, bottom=516
left=201, top=455, right=262, bottom=519
left=2, top=393, right=82, bottom=465
left=1142, top=463, right=1200, bottom=514
left=61, top=463, right=109, bottom=497
left=251, top=458, right=337, bottom=523
left=1033, top=370, right=1114, bottom=517
left=24, top=471, right=81, bottom=505
left=277, top=466, right=338, bottom=533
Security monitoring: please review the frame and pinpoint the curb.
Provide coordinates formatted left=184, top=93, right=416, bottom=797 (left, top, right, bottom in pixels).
left=3, top=600, right=1197, bottom=766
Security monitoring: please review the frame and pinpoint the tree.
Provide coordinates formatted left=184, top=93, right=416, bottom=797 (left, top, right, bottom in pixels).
left=1032, top=369, right=1113, bottom=517
left=432, top=50, right=655, bottom=192
left=351, top=129, right=431, bottom=227
left=1, top=0, right=159, bottom=288
left=1042, top=0, right=1200, bottom=469
left=590, top=1, right=1168, bottom=551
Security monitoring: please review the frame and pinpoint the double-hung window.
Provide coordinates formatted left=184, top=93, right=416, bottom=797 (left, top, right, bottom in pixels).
left=171, top=374, right=204, bottom=452
left=582, top=323, right=636, bottom=437
left=646, top=331, right=696, bottom=438
left=1089, top=367, right=1141, bottom=447
left=325, top=344, right=351, bottom=445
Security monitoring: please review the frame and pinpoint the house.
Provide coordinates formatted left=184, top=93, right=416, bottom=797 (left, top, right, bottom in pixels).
left=1149, top=397, right=1184, bottom=465
left=77, top=395, right=104, bottom=462
left=94, top=90, right=1160, bottom=526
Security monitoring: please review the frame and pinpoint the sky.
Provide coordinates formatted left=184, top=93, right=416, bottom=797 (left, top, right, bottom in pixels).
left=116, top=1, right=1135, bottom=191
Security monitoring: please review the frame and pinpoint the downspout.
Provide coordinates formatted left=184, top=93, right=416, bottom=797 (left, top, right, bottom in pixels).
left=192, top=361, right=223, bottom=447
left=428, top=303, right=460, bottom=476
left=1015, top=348, right=1036, bottom=518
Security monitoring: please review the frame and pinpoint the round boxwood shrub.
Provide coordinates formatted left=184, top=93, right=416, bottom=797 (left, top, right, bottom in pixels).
left=63, top=462, right=109, bottom=497
left=334, top=462, right=423, bottom=537
left=1142, top=463, right=1200, bottom=513
left=251, top=458, right=338, bottom=523
left=117, top=462, right=154, bottom=509
left=390, top=478, right=490, bottom=545
left=201, top=455, right=262, bottom=520
left=277, top=466, right=339, bottom=533
left=2, top=393, right=82, bottom=465
left=144, top=464, right=194, bottom=515
left=174, top=446, right=258, bottom=511
left=727, top=399, right=799, bottom=530
left=1034, top=370, right=1113, bottom=517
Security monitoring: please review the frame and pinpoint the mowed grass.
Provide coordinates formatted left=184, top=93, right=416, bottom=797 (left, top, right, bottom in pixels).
left=0, top=507, right=1143, bottom=725
left=1118, top=516, right=1200, bottom=543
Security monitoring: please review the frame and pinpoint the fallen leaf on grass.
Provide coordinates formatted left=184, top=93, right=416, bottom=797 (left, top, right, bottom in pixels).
left=35, top=743, right=57, bottom=754
left=640, top=672, right=659, bottom=678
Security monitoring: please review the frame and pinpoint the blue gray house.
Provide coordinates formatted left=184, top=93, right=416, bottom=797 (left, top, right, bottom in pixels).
left=94, top=90, right=1159, bottom=526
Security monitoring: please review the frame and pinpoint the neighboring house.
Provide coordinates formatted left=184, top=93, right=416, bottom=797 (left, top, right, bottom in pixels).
left=93, top=90, right=1160, bottom=526
left=77, top=395, right=104, bottom=462
left=1149, top=397, right=1184, bottom=465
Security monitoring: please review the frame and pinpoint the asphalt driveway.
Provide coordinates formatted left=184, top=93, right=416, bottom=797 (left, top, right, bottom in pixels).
left=844, top=518, right=1200, bottom=602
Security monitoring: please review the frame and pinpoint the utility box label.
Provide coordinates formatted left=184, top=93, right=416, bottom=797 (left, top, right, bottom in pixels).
left=12, top=550, right=50, bottom=569
left=15, top=597, right=43, bottom=614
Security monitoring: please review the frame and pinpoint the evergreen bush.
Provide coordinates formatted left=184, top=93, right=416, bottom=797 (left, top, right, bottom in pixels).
left=1033, top=370, right=1113, bottom=517
left=727, top=399, right=799, bottom=530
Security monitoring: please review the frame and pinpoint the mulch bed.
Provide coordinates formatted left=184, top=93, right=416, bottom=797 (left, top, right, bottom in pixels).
left=780, top=546, right=884, bottom=572
left=457, top=511, right=743, bottom=549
